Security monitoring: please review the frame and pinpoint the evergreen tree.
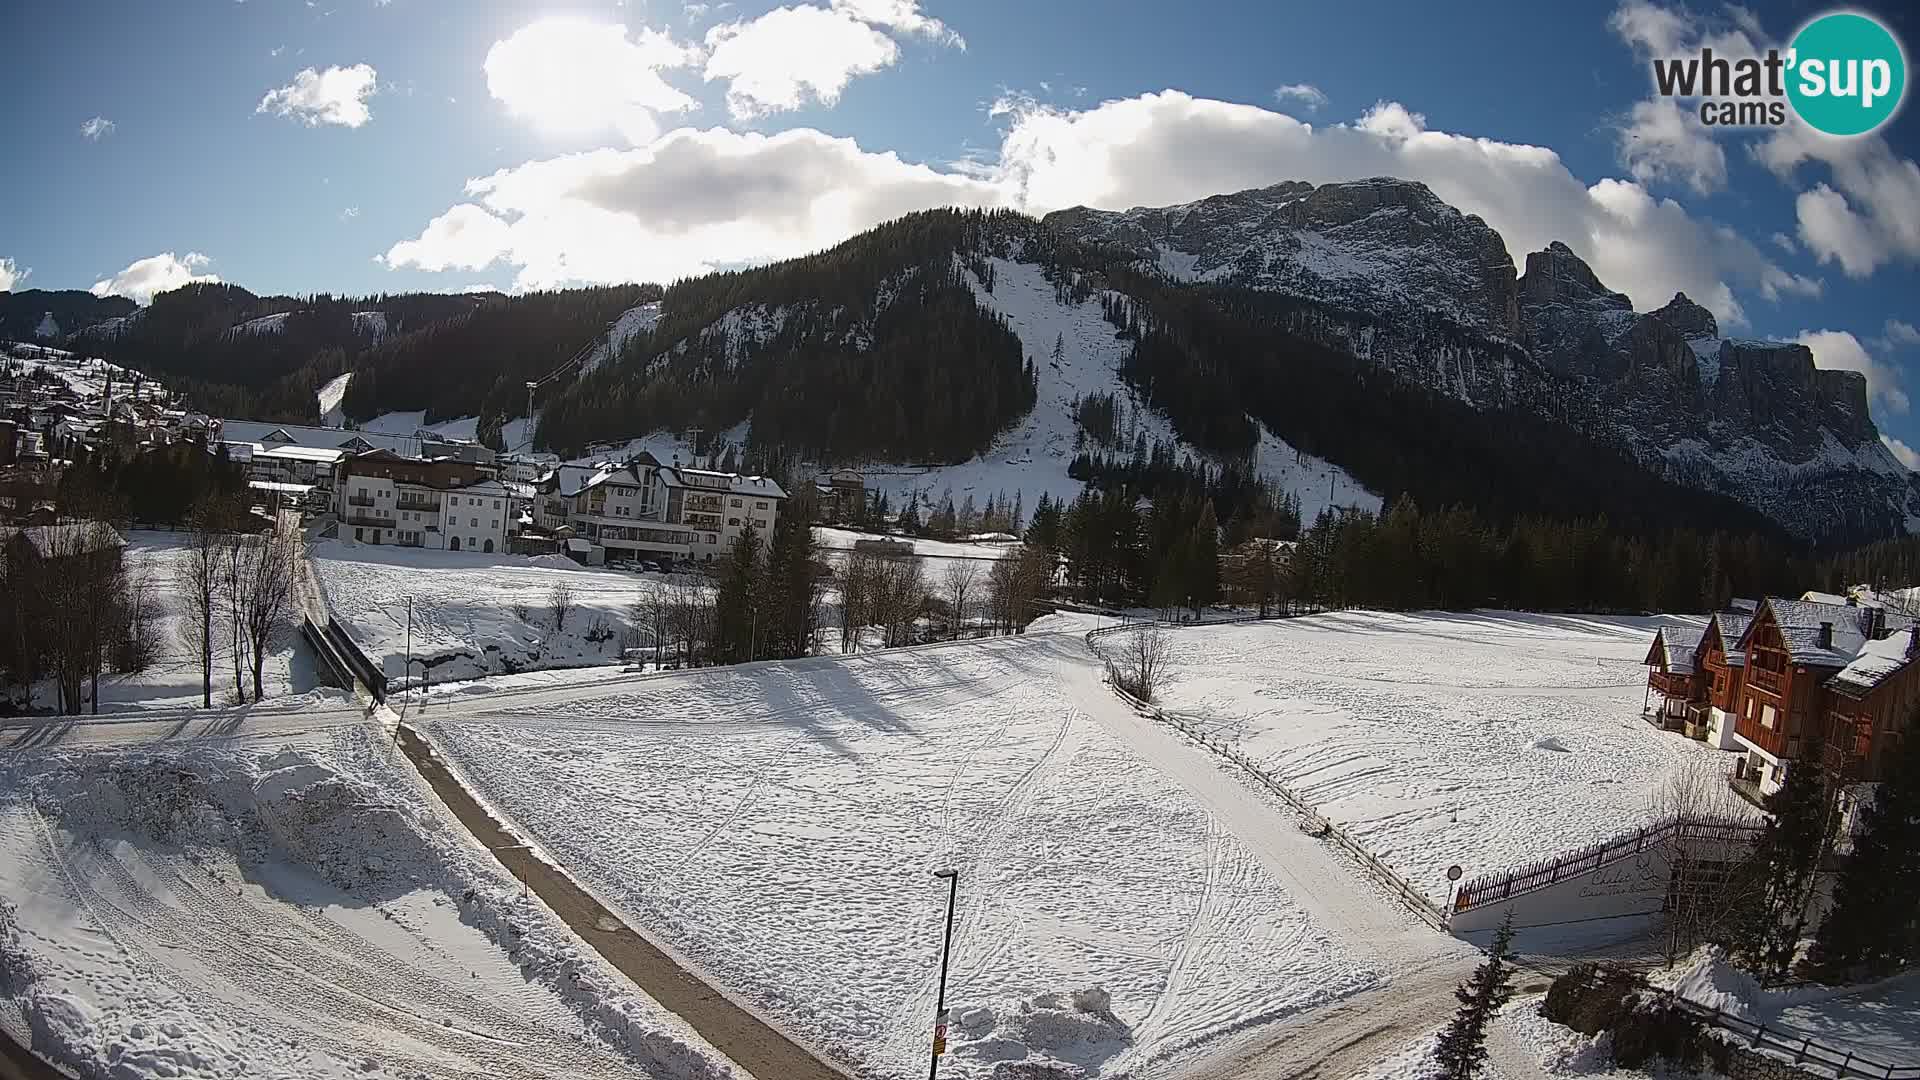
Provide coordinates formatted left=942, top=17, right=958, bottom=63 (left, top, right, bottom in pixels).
left=714, top=526, right=763, bottom=663
left=1185, top=500, right=1220, bottom=617
left=1809, top=717, right=1920, bottom=978
left=1733, top=741, right=1838, bottom=980
left=1433, top=914, right=1517, bottom=1080
left=1025, top=494, right=1062, bottom=553
left=760, top=492, right=822, bottom=659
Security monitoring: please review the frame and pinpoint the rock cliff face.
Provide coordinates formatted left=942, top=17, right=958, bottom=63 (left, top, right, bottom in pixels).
left=1047, top=178, right=1917, bottom=543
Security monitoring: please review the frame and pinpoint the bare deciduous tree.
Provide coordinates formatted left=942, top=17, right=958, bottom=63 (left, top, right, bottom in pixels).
left=944, top=559, right=980, bottom=640
left=1113, top=625, right=1173, bottom=703
left=176, top=496, right=228, bottom=709
left=1651, top=758, right=1767, bottom=966
left=838, top=551, right=877, bottom=653
left=549, top=580, right=576, bottom=631
left=235, top=525, right=301, bottom=702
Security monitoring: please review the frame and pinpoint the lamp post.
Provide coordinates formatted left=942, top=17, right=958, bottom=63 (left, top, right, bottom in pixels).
left=929, top=868, right=959, bottom=1080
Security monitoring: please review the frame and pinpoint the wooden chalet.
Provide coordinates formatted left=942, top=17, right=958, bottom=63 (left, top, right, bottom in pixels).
left=1696, top=603, right=1756, bottom=750
left=1728, top=596, right=1906, bottom=801
left=1823, top=625, right=1920, bottom=784
left=1643, top=625, right=1708, bottom=733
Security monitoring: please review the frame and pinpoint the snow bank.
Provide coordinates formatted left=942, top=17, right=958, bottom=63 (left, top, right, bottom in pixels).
left=0, top=728, right=741, bottom=1080
left=947, top=989, right=1134, bottom=1079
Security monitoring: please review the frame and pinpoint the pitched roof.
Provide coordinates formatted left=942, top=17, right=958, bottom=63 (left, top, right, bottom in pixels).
left=1707, top=610, right=1754, bottom=667
left=1650, top=626, right=1705, bottom=675
left=1746, top=597, right=1895, bottom=669
left=1827, top=628, right=1919, bottom=700
left=14, top=521, right=126, bottom=558
left=218, top=419, right=421, bottom=456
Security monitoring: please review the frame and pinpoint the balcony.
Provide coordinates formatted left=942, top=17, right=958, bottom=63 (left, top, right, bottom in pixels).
left=1727, top=769, right=1767, bottom=809
left=347, top=495, right=376, bottom=508
left=397, top=499, right=442, bottom=513
left=1748, top=667, right=1784, bottom=695
left=344, top=512, right=389, bottom=528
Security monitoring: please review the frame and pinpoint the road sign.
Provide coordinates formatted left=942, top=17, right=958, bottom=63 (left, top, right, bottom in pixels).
left=1446, top=865, right=1464, bottom=882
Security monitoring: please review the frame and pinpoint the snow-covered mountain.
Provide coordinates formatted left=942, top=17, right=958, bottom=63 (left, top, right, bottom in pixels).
left=1045, top=178, right=1915, bottom=542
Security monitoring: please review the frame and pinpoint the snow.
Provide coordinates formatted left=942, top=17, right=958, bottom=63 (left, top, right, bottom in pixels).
left=33, top=313, right=60, bottom=339
left=423, top=633, right=1392, bottom=1079
left=13, top=531, right=311, bottom=714
left=839, top=256, right=1377, bottom=527
left=0, top=724, right=741, bottom=1080
left=581, top=302, right=663, bottom=376
left=1686, top=337, right=1723, bottom=388
left=1150, top=610, right=1753, bottom=902
left=229, top=311, right=292, bottom=337
left=358, top=410, right=533, bottom=452
left=311, top=539, right=683, bottom=685
left=316, top=372, right=353, bottom=427
left=351, top=310, right=388, bottom=342
left=1650, top=950, right=1920, bottom=1067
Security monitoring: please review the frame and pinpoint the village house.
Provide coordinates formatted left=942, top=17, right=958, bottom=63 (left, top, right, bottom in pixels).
left=1643, top=624, right=1707, bottom=733
left=336, top=449, right=512, bottom=553
left=1696, top=601, right=1755, bottom=750
left=1726, top=595, right=1912, bottom=802
left=530, top=451, right=786, bottom=565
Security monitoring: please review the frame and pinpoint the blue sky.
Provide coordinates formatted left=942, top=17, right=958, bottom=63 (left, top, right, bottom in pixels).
left=1, top=0, right=1917, bottom=457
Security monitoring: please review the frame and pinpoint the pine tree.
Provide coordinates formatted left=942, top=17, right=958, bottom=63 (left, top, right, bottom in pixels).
left=1433, top=914, right=1517, bottom=1080
left=1186, top=500, right=1219, bottom=617
left=1809, top=717, right=1920, bottom=978
left=714, top=525, right=763, bottom=663
left=1732, top=740, right=1838, bottom=980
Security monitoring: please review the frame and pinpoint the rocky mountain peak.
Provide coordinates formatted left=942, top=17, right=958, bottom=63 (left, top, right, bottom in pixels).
left=1648, top=292, right=1719, bottom=341
left=1517, top=242, right=1629, bottom=311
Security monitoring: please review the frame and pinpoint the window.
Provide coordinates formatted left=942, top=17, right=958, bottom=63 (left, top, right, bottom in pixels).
left=493, top=500, right=501, bottom=510
left=469, top=537, right=478, bottom=549
left=1761, top=704, right=1777, bottom=729
left=728, top=517, right=740, bottom=527
left=756, top=500, right=767, bottom=509
left=731, top=498, right=743, bottom=507
left=491, top=520, right=499, bottom=530
left=354, top=528, right=363, bottom=540
left=705, top=533, right=717, bottom=544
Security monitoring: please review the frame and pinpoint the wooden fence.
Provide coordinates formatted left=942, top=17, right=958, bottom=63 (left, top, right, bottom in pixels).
left=1453, top=816, right=1764, bottom=914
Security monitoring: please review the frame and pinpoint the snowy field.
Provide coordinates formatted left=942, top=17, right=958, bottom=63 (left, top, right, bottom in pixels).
left=0, top=724, right=737, bottom=1080
left=311, top=540, right=674, bottom=684
left=1147, top=610, right=1745, bottom=902
left=424, top=633, right=1396, bottom=1079
left=18, top=531, right=310, bottom=713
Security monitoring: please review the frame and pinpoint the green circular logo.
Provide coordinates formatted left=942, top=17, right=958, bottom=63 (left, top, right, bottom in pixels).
left=1787, top=12, right=1907, bottom=137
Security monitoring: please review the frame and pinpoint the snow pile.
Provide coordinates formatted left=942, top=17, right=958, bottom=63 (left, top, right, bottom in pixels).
left=1152, top=610, right=1750, bottom=901
left=0, top=727, right=741, bottom=1080
left=946, top=988, right=1133, bottom=1078
left=1656, top=948, right=1765, bottom=1020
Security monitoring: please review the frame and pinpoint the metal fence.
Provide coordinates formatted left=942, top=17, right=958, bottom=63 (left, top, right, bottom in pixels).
left=1662, top=991, right=1919, bottom=1080
left=1453, top=816, right=1764, bottom=913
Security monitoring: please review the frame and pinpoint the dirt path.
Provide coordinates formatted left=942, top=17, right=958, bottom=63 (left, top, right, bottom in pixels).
left=393, top=724, right=849, bottom=1080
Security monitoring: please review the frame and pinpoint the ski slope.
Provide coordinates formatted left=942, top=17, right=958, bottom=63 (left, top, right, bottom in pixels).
left=1150, top=610, right=1754, bottom=903
left=0, top=725, right=738, bottom=1080
left=423, top=632, right=1408, bottom=1080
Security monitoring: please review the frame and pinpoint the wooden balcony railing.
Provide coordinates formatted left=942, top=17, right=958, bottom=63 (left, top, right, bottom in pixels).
left=1748, top=667, right=1783, bottom=694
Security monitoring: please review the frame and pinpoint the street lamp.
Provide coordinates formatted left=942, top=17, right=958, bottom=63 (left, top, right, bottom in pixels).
left=929, top=868, right=959, bottom=1080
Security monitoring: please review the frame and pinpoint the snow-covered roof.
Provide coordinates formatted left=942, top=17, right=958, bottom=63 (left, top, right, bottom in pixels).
left=1648, top=626, right=1704, bottom=675
left=218, top=419, right=420, bottom=456
left=1801, top=590, right=1851, bottom=607
left=10, top=521, right=126, bottom=558
left=1746, top=598, right=1884, bottom=668
left=231, top=442, right=349, bottom=464
left=1826, top=629, right=1919, bottom=700
left=447, top=478, right=513, bottom=498
left=1707, top=611, right=1753, bottom=667
left=657, top=466, right=787, bottom=499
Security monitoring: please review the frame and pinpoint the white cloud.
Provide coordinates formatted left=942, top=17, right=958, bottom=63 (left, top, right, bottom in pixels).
left=1882, top=434, right=1920, bottom=471
left=258, top=63, right=378, bottom=127
left=386, top=89, right=1812, bottom=330
left=0, top=258, right=28, bottom=291
left=829, top=0, right=963, bottom=47
left=89, top=252, right=220, bottom=305
left=1793, top=329, right=1909, bottom=415
left=1769, top=231, right=1796, bottom=253
left=79, top=116, right=115, bottom=141
left=1272, top=83, right=1329, bottom=112
left=1616, top=98, right=1726, bottom=194
left=340, top=206, right=360, bottom=221
left=1757, top=123, right=1920, bottom=279
left=382, top=203, right=516, bottom=273
left=383, top=127, right=1008, bottom=289
left=704, top=5, right=899, bottom=119
left=484, top=19, right=700, bottom=146
left=1885, top=320, right=1920, bottom=348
